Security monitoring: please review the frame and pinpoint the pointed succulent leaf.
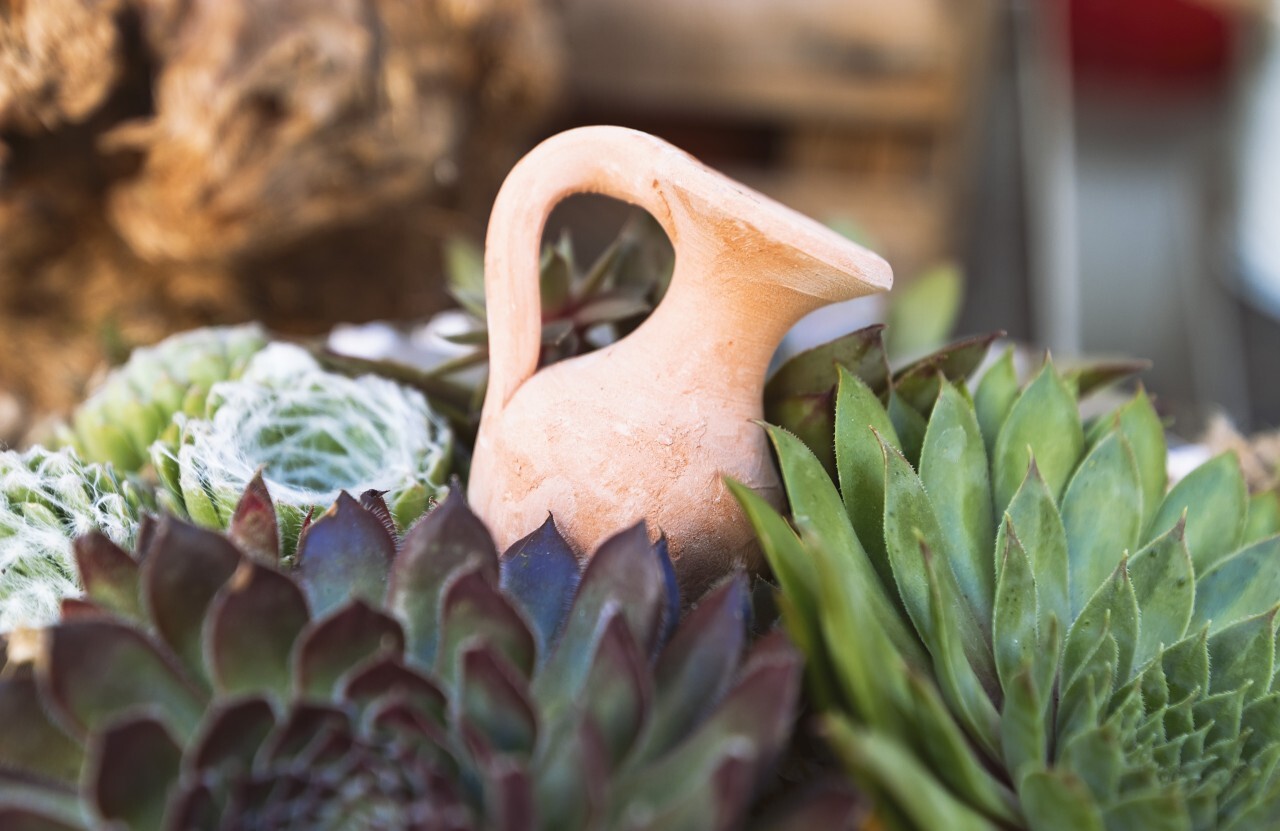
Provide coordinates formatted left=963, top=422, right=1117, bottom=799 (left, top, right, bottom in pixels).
left=638, top=574, right=747, bottom=764
left=533, top=718, right=609, bottom=831
left=1162, top=628, right=1211, bottom=706
left=73, top=533, right=142, bottom=621
left=1194, top=536, right=1280, bottom=633
left=822, top=716, right=998, bottom=831
left=993, top=521, right=1039, bottom=692
left=1094, top=388, right=1167, bottom=527
left=833, top=367, right=900, bottom=586
left=894, top=369, right=944, bottom=416
left=1059, top=725, right=1125, bottom=808
left=1207, top=611, right=1277, bottom=701
left=1244, top=490, right=1280, bottom=546
left=1019, top=768, right=1106, bottom=831
left=41, top=620, right=205, bottom=741
left=1065, top=358, right=1152, bottom=400
left=295, top=491, right=395, bottom=617
left=187, top=697, right=275, bottom=775
left=359, top=488, right=400, bottom=541
left=226, top=472, right=279, bottom=564
left=974, top=346, right=1018, bottom=457
left=499, top=516, right=580, bottom=658
left=1146, top=453, right=1247, bottom=573
left=206, top=561, right=309, bottom=699
left=888, top=390, right=928, bottom=466
left=998, top=460, right=1070, bottom=635
left=293, top=600, right=404, bottom=699
left=581, top=610, right=652, bottom=767
left=86, top=717, right=181, bottom=831
left=893, top=332, right=1001, bottom=413
left=993, top=358, right=1083, bottom=512
left=920, top=383, right=996, bottom=631
left=1128, top=522, right=1194, bottom=669
left=1064, top=562, right=1139, bottom=689
left=142, top=517, right=240, bottom=685
left=1002, top=662, right=1050, bottom=788
left=1061, top=432, right=1143, bottom=619
left=1103, top=791, right=1191, bottom=831
left=387, top=488, right=498, bottom=666
left=458, top=644, right=537, bottom=756
left=437, top=567, right=536, bottom=686
left=0, top=674, right=82, bottom=785
left=341, top=656, right=446, bottom=724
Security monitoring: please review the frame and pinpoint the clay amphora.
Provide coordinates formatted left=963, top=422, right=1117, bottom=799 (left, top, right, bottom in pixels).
left=470, top=126, right=892, bottom=590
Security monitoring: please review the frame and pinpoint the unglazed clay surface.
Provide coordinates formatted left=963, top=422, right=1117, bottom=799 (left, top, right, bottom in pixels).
left=469, top=126, right=892, bottom=590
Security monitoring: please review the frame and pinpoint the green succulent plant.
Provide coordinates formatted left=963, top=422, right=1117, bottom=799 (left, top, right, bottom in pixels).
left=737, top=342, right=1280, bottom=830
left=152, top=343, right=452, bottom=553
left=0, top=477, right=815, bottom=830
left=59, top=324, right=269, bottom=472
left=0, top=447, right=152, bottom=632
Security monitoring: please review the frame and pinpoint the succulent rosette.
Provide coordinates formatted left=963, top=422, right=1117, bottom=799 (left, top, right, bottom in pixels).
left=740, top=340, right=1280, bottom=830
left=0, top=447, right=151, bottom=631
left=59, top=325, right=269, bottom=472
left=0, top=480, right=807, bottom=830
left=152, top=343, right=452, bottom=552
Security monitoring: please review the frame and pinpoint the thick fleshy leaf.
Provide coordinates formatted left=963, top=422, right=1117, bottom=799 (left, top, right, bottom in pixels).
left=295, top=491, right=395, bottom=617
left=187, top=697, right=275, bottom=775
left=833, top=367, right=900, bottom=587
left=499, top=516, right=581, bottom=659
left=638, top=575, right=747, bottom=764
left=73, top=534, right=142, bottom=621
left=1061, top=432, right=1143, bottom=618
left=998, top=460, right=1070, bottom=637
left=86, top=718, right=181, bottom=831
left=1002, top=662, right=1049, bottom=787
left=1064, top=561, right=1139, bottom=689
left=1194, top=537, right=1280, bottom=633
left=822, top=717, right=998, bottom=831
left=1093, top=388, right=1166, bottom=527
left=1244, top=491, right=1280, bottom=546
left=1020, top=768, right=1105, bottom=831
left=894, top=370, right=944, bottom=417
left=437, top=567, right=536, bottom=685
left=206, top=561, right=309, bottom=698
left=1058, top=727, right=1124, bottom=807
left=387, top=488, right=498, bottom=666
left=1128, top=522, right=1194, bottom=669
left=341, top=656, right=446, bottom=724
left=892, top=332, right=1000, bottom=389
left=1162, top=628, right=1210, bottom=706
left=293, top=601, right=405, bottom=699
left=1065, top=358, right=1152, bottom=399
left=226, top=472, right=279, bottom=564
left=580, top=611, right=651, bottom=767
left=256, top=702, right=348, bottom=765
left=993, top=522, right=1038, bottom=692
left=41, top=621, right=204, bottom=741
left=533, top=718, right=609, bottom=831
left=1208, top=611, right=1277, bottom=701
left=887, top=390, right=928, bottom=466
left=142, top=517, right=241, bottom=685
left=0, top=674, right=82, bottom=785
left=458, top=645, right=537, bottom=756
left=1103, top=791, right=1191, bottom=831
left=920, top=383, right=995, bottom=631
left=974, top=347, right=1018, bottom=458
left=1146, top=453, right=1247, bottom=573
left=881, top=436, right=996, bottom=691
left=765, top=325, right=889, bottom=477
left=359, top=489, right=400, bottom=541
left=993, top=359, right=1083, bottom=512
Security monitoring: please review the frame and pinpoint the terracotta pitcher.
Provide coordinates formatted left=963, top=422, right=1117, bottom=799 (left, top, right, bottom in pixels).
left=470, top=126, right=892, bottom=589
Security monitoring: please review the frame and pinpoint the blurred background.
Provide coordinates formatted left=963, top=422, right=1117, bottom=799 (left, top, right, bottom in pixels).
left=2, top=0, right=1279, bottom=452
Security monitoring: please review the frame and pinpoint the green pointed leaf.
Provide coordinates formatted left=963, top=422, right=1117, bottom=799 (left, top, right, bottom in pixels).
left=834, top=367, right=900, bottom=587
left=975, top=347, right=1018, bottom=458
left=994, top=522, right=1039, bottom=692
left=1062, top=432, right=1143, bottom=618
left=1207, top=611, right=1277, bottom=702
left=1001, top=661, right=1050, bottom=787
left=1128, top=522, right=1194, bottom=670
left=822, top=717, right=999, bottom=831
left=993, top=359, right=1083, bottom=513
left=998, top=461, right=1070, bottom=639
left=888, top=390, right=928, bottom=467
left=1020, top=768, right=1105, bottom=831
left=1162, top=628, right=1210, bottom=706
left=920, top=383, right=995, bottom=631
left=1244, top=490, right=1280, bottom=546
left=1064, top=561, right=1139, bottom=688
left=1058, top=726, right=1124, bottom=804
left=1104, top=790, right=1190, bottom=831
left=1194, top=537, right=1280, bottom=633
left=894, top=370, right=944, bottom=416
left=1147, top=453, right=1247, bottom=572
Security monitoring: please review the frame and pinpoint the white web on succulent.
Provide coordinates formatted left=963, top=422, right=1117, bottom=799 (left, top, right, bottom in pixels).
left=0, top=448, right=137, bottom=632
left=166, top=344, right=450, bottom=509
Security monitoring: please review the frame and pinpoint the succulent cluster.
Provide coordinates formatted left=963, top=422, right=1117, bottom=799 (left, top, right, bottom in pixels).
left=59, top=325, right=269, bottom=472
left=0, top=447, right=151, bottom=631
left=151, top=343, right=452, bottom=552
left=0, top=479, right=806, bottom=830
left=740, top=342, right=1280, bottom=830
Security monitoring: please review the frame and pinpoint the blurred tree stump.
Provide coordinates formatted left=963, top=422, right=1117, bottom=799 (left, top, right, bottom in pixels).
left=0, top=0, right=561, bottom=443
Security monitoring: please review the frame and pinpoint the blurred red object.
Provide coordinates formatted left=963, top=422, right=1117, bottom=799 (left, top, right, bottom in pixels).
left=1068, top=0, right=1237, bottom=86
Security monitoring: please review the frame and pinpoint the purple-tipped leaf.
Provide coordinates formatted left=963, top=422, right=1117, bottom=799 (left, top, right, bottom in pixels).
left=86, top=718, right=181, bottom=831
left=533, top=716, right=609, bottom=831
left=188, top=697, right=276, bottom=776
left=437, top=568, right=536, bottom=686
left=41, top=620, right=205, bottom=742
left=255, top=703, right=348, bottom=766
left=295, top=492, right=396, bottom=617
left=293, top=601, right=405, bottom=699
left=893, top=332, right=1003, bottom=387
left=73, top=533, right=142, bottom=621
left=485, top=759, right=535, bottom=831
left=388, top=489, right=498, bottom=666
left=458, top=645, right=537, bottom=756
left=207, top=562, right=309, bottom=699
left=341, top=656, right=447, bottom=726
left=580, top=610, right=652, bottom=768
left=227, top=473, right=280, bottom=564
left=142, top=518, right=241, bottom=684
left=499, top=516, right=581, bottom=657
left=359, top=489, right=399, bottom=542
